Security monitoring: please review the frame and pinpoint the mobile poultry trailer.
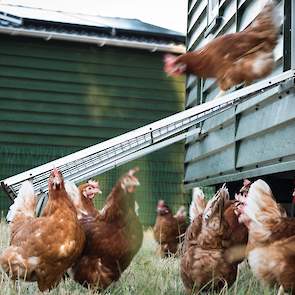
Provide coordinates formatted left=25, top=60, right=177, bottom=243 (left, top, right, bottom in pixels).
left=183, top=0, right=295, bottom=211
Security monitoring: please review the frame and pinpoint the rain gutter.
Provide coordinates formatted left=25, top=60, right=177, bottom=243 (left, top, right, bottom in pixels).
left=0, top=26, right=186, bottom=53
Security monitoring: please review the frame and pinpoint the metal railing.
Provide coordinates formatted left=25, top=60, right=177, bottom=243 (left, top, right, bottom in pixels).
left=1, top=69, right=294, bottom=200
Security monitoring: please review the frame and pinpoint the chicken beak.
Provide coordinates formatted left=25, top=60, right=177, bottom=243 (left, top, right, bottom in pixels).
left=83, top=187, right=102, bottom=199
left=88, top=189, right=102, bottom=199
left=90, top=187, right=102, bottom=196
left=52, top=176, right=61, bottom=190
left=51, top=168, right=61, bottom=190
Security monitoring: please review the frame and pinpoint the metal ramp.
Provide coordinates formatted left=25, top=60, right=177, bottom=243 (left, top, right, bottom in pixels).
left=1, top=69, right=294, bottom=200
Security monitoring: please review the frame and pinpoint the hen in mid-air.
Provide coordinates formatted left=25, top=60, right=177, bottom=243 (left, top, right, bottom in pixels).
left=164, top=0, right=280, bottom=95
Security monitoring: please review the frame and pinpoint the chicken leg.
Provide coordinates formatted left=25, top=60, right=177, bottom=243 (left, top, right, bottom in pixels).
left=277, top=285, right=288, bottom=295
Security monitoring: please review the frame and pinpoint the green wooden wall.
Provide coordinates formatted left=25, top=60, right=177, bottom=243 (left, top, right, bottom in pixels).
left=184, top=0, right=295, bottom=190
left=0, top=34, right=186, bottom=225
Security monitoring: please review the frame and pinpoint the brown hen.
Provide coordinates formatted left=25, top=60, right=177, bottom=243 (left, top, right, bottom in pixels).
left=164, top=1, right=280, bottom=93
left=67, top=168, right=143, bottom=289
left=242, top=179, right=295, bottom=294
left=0, top=168, right=85, bottom=291
left=70, top=179, right=102, bottom=218
left=153, top=200, right=187, bottom=257
left=181, top=186, right=239, bottom=294
left=224, top=180, right=251, bottom=249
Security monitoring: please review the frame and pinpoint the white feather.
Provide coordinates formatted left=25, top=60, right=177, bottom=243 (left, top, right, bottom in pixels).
left=135, top=201, right=140, bottom=216
left=266, top=0, right=283, bottom=30
left=244, top=179, right=280, bottom=225
left=253, top=0, right=283, bottom=32
left=6, top=180, right=36, bottom=222
left=65, top=180, right=88, bottom=218
left=271, top=2, right=283, bottom=31
left=189, top=187, right=205, bottom=222
left=65, top=180, right=80, bottom=204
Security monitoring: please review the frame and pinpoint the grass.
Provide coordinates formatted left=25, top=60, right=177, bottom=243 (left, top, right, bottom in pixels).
left=0, top=221, right=279, bottom=295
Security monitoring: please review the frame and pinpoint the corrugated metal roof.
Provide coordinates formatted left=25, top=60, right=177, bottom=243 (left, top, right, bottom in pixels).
left=0, top=4, right=185, bottom=52
left=0, top=4, right=181, bottom=36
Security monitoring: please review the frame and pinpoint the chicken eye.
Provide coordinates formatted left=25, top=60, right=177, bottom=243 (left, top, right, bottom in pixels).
left=204, top=209, right=212, bottom=220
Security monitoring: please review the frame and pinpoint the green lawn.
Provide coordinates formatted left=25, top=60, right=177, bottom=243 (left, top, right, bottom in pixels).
left=0, top=222, right=278, bottom=295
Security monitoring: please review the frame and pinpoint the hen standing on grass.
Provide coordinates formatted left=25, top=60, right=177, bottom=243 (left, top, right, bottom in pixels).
left=238, top=179, right=295, bottom=295
left=0, top=168, right=85, bottom=292
left=164, top=0, right=281, bottom=95
left=67, top=168, right=143, bottom=289
left=189, top=184, right=249, bottom=251
left=153, top=200, right=188, bottom=257
left=181, top=185, right=248, bottom=294
left=223, top=181, right=250, bottom=248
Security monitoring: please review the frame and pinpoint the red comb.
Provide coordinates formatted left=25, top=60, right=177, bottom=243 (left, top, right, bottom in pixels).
left=88, top=180, right=99, bottom=188
left=243, top=179, right=251, bottom=186
left=164, top=54, right=176, bottom=63
left=158, top=200, right=165, bottom=206
left=53, top=167, right=59, bottom=176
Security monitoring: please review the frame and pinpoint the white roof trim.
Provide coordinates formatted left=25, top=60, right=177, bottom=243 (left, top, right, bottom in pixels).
left=0, top=26, right=186, bottom=53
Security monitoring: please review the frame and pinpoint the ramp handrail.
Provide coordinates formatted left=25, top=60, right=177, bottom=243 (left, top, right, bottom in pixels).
left=1, top=69, right=294, bottom=199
